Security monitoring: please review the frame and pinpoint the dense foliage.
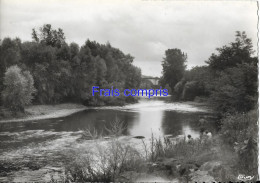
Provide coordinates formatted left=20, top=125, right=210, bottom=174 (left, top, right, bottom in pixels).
left=160, top=49, right=187, bottom=96
left=161, top=31, right=258, bottom=113
left=1, top=65, right=36, bottom=111
left=0, top=24, right=142, bottom=109
left=207, top=31, right=258, bottom=113
left=220, top=110, right=258, bottom=176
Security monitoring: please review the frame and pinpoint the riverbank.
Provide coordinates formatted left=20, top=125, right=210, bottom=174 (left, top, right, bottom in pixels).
left=61, top=132, right=238, bottom=182
left=0, top=100, right=211, bottom=123
left=0, top=103, right=87, bottom=123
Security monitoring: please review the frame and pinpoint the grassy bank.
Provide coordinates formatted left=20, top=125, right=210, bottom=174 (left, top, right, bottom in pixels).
left=0, top=103, right=87, bottom=123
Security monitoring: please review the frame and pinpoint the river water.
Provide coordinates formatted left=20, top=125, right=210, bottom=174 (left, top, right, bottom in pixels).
left=0, top=96, right=216, bottom=181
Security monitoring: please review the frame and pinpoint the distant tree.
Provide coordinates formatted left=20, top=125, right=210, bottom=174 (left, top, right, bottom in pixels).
left=180, top=66, right=213, bottom=100
left=1, top=65, right=36, bottom=112
left=32, top=24, right=65, bottom=48
left=0, top=38, right=21, bottom=67
left=206, top=31, right=255, bottom=72
left=181, top=81, right=205, bottom=101
left=0, top=38, right=22, bottom=104
left=105, top=51, right=118, bottom=83
left=161, top=49, right=187, bottom=92
left=184, top=66, right=212, bottom=87
left=125, top=65, right=142, bottom=89
left=95, top=56, right=107, bottom=86
left=69, top=42, right=80, bottom=60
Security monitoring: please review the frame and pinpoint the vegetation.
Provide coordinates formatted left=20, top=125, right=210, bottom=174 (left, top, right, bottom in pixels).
left=62, top=118, right=145, bottom=182
left=57, top=31, right=258, bottom=182
left=160, top=31, right=258, bottom=180
left=162, top=31, right=257, bottom=114
left=0, top=25, right=258, bottom=181
left=0, top=24, right=142, bottom=112
left=59, top=117, right=244, bottom=182
left=220, top=109, right=258, bottom=176
left=160, top=49, right=187, bottom=97
left=1, top=65, right=36, bottom=112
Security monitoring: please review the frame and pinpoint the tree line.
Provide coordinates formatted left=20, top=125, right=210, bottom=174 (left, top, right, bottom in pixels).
left=161, top=31, right=258, bottom=114
left=0, top=24, right=142, bottom=112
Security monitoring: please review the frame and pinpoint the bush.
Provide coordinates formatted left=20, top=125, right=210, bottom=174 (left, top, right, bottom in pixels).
left=210, top=64, right=257, bottom=113
left=148, top=134, right=214, bottom=163
left=182, top=81, right=205, bottom=101
left=221, top=110, right=258, bottom=145
left=220, top=110, right=258, bottom=176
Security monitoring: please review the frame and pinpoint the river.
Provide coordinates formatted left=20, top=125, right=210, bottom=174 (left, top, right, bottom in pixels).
left=0, top=96, right=217, bottom=181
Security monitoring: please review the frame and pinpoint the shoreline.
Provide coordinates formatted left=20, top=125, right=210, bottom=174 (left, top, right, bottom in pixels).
left=0, top=101, right=212, bottom=123
left=0, top=103, right=87, bottom=123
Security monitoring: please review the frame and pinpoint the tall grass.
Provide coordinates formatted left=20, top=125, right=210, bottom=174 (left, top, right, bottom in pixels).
left=147, top=133, right=215, bottom=164
left=221, top=109, right=258, bottom=178
left=62, top=117, right=145, bottom=182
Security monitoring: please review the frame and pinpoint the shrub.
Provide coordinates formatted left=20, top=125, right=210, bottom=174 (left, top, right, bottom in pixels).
left=220, top=110, right=258, bottom=145
left=182, top=81, right=205, bottom=101
left=210, top=64, right=257, bottom=113
left=220, top=110, right=258, bottom=177
left=148, top=134, right=214, bottom=162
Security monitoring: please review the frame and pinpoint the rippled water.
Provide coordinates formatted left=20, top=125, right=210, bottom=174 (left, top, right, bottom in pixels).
left=0, top=97, right=216, bottom=181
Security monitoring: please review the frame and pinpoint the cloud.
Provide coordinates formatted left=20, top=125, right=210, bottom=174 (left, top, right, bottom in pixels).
left=1, top=0, right=258, bottom=76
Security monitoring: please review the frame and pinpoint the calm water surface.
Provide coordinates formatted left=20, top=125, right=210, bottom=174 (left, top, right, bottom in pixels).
left=0, top=96, right=216, bottom=181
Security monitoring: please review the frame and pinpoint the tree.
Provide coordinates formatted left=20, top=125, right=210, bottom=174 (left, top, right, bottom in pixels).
left=1, top=24, right=143, bottom=107
left=0, top=38, right=22, bottom=99
left=95, top=56, right=107, bottom=86
left=1, top=65, right=36, bottom=112
left=32, top=24, right=65, bottom=48
left=161, top=49, right=187, bottom=92
left=206, top=31, right=255, bottom=72
left=206, top=32, right=258, bottom=113
left=124, top=65, right=142, bottom=89
left=210, top=64, right=257, bottom=113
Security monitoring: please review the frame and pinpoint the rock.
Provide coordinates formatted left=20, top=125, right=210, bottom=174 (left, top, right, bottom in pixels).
left=136, top=175, right=170, bottom=182
left=133, top=136, right=145, bottom=139
left=151, top=163, right=158, bottom=167
left=116, top=171, right=139, bottom=181
left=199, top=161, right=221, bottom=172
left=103, top=136, right=110, bottom=140
left=162, top=158, right=178, bottom=167
left=164, top=134, right=173, bottom=138
left=168, top=135, right=185, bottom=144
left=157, top=157, right=164, bottom=162
left=199, top=161, right=235, bottom=182
left=116, top=171, right=171, bottom=182
left=178, top=163, right=198, bottom=176
left=163, top=158, right=179, bottom=176
left=189, top=170, right=216, bottom=183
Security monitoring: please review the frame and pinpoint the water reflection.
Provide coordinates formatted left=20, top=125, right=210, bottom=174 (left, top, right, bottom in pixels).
left=128, top=110, right=163, bottom=138
left=160, top=111, right=202, bottom=139
left=0, top=97, right=213, bottom=148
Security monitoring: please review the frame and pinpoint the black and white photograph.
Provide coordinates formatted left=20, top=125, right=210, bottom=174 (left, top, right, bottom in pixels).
left=0, top=0, right=258, bottom=182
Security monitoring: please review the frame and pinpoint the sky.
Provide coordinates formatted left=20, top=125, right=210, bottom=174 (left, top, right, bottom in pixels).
left=0, top=0, right=258, bottom=77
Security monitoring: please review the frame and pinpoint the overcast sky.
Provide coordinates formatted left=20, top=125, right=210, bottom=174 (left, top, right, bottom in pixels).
left=0, top=0, right=258, bottom=76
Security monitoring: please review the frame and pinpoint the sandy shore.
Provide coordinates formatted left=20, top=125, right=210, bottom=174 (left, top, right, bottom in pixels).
left=0, top=103, right=87, bottom=123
